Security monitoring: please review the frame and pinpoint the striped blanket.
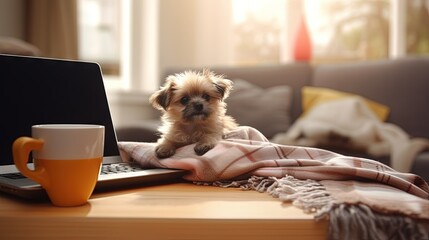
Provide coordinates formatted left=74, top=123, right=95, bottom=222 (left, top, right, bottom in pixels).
left=118, top=126, right=429, bottom=239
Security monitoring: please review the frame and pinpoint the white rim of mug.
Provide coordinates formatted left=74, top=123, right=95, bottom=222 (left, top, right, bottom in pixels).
left=32, top=124, right=104, bottom=129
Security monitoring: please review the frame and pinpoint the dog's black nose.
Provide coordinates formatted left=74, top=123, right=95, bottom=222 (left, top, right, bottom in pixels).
left=193, top=103, right=203, bottom=111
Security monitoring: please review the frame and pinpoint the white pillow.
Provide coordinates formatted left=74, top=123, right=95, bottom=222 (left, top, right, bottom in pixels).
left=226, top=79, right=292, bottom=139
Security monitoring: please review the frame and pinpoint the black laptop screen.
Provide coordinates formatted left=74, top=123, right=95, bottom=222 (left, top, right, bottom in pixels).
left=0, top=54, right=120, bottom=165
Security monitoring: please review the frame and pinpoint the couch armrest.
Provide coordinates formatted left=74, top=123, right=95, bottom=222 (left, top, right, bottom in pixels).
left=115, top=120, right=161, bottom=143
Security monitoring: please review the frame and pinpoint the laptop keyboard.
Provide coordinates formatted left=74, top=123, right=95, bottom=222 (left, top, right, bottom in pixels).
left=0, top=163, right=143, bottom=179
left=100, top=163, right=144, bottom=175
left=1, top=173, right=26, bottom=179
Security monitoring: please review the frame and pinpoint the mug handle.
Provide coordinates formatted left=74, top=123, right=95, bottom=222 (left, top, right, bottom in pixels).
left=12, top=137, right=49, bottom=188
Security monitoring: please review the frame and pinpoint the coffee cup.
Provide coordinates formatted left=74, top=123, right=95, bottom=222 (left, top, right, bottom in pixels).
left=12, top=124, right=104, bottom=207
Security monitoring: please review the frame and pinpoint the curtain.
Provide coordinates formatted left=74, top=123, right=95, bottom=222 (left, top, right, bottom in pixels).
left=25, top=0, right=78, bottom=60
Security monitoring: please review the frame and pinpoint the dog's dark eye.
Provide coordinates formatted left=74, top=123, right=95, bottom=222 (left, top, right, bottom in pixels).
left=202, top=93, right=210, bottom=101
left=180, top=96, right=189, bottom=105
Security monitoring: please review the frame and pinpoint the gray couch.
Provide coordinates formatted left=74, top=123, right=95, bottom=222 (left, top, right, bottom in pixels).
left=116, top=56, right=429, bottom=182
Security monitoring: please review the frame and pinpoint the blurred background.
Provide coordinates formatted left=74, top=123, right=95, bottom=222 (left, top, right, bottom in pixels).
left=0, top=0, right=428, bottom=126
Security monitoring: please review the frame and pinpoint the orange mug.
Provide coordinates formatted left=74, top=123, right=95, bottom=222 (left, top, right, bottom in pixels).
left=13, top=124, right=104, bottom=207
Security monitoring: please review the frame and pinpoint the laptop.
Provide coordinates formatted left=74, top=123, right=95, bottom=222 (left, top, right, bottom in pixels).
left=0, top=54, right=186, bottom=200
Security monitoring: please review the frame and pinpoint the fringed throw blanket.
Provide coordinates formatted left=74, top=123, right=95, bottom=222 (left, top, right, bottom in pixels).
left=118, top=126, right=429, bottom=240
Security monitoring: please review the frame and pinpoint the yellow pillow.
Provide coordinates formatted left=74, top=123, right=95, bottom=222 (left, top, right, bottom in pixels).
left=301, top=86, right=390, bottom=121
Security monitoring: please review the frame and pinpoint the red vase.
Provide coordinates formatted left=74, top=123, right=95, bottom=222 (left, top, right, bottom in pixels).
left=293, top=15, right=312, bottom=61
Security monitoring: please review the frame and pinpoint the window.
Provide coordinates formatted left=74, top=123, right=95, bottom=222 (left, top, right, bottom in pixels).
left=232, top=0, right=285, bottom=65
left=305, top=0, right=390, bottom=62
left=306, top=0, right=429, bottom=62
left=77, top=0, right=121, bottom=75
left=77, top=0, right=428, bottom=93
left=406, top=0, right=429, bottom=55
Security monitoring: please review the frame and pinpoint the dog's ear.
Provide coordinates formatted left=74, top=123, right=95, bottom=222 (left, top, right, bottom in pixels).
left=202, top=68, right=212, bottom=77
left=149, top=76, right=177, bottom=110
left=213, top=78, right=233, bottom=100
left=203, top=68, right=234, bottom=100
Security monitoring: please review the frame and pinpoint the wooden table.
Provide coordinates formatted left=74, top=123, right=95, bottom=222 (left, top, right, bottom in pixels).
left=0, top=181, right=327, bottom=239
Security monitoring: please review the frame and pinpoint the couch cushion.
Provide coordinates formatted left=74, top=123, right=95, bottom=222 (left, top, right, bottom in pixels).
left=226, top=79, right=292, bottom=139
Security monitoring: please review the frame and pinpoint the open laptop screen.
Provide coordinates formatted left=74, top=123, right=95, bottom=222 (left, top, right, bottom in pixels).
left=0, top=54, right=120, bottom=166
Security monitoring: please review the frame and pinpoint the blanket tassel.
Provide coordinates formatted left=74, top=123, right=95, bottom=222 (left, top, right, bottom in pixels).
left=195, top=175, right=429, bottom=240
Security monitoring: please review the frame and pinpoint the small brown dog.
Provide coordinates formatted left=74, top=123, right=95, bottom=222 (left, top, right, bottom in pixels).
left=150, top=69, right=238, bottom=158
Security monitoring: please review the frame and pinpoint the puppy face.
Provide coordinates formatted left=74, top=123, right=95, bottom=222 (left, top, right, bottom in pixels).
left=150, top=69, right=233, bottom=123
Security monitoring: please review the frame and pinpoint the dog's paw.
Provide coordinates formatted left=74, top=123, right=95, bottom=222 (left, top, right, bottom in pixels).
left=194, top=143, right=214, bottom=156
left=155, top=145, right=176, bottom=158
